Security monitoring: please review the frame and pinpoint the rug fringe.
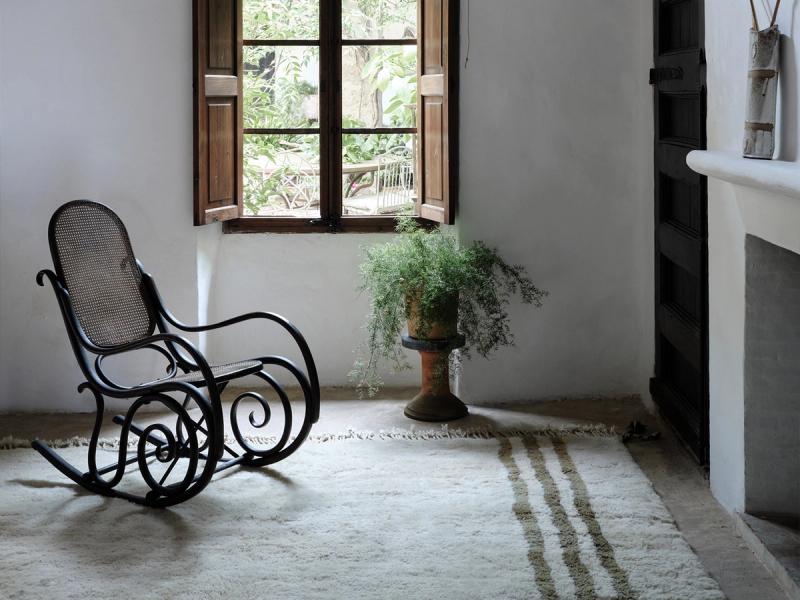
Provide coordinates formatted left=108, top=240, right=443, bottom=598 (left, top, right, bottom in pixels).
left=0, top=424, right=617, bottom=451
left=307, top=424, right=618, bottom=442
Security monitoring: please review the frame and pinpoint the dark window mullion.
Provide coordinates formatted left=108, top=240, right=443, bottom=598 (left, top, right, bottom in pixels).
left=342, top=38, right=416, bottom=46
left=341, top=127, right=417, bottom=135
left=316, top=0, right=332, bottom=224
left=244, top=128, right=321, bottom=135
left=329, top=0, right=343, bottom=224
left=243, top=39, right=320, bottom=46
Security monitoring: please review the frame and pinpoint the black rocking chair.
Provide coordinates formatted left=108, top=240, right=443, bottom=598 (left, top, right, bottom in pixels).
left=34, top=200, right=320, bottom=507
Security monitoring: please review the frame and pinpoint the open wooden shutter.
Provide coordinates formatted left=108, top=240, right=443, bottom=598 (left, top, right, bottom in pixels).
left=193, top=0, right=243, bottom=225
left=417, top=0, right=458, bottom=225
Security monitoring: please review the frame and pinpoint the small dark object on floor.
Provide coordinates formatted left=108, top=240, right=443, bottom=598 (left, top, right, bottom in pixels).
left=622, top=420, right=661, bottom=443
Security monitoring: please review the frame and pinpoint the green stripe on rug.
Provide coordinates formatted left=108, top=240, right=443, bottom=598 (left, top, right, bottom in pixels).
left=523, top=437, right=597, bottom=600
left=498, top=438, right=558, bottom=600
left=552, top=437, right=637, bottom=600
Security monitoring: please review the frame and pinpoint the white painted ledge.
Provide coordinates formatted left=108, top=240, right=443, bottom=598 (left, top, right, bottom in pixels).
left=687, top=150, right=800, bottom=200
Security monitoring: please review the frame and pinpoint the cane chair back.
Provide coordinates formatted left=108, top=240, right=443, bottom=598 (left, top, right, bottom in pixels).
left=49, top=200, right=155, bottom=348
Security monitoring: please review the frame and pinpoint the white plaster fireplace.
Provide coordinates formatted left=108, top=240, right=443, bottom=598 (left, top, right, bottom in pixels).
left=688, top=149, right=800, bottom=597
left=688, top=149, right=800, bottom=511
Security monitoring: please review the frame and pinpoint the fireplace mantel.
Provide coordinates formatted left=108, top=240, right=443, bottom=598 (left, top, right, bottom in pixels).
left=687, top=150, right=800, bottom=200
left=688, top=150, right=800, bottom=257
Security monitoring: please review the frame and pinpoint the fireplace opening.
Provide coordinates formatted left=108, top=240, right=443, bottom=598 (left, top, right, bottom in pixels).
left=744, top=234, right=800, bottom=531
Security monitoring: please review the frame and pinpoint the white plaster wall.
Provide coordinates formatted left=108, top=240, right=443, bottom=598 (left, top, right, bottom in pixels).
left=0, top=0, right=418, bottom=411
left=0, top=0, right=654, bottom=412
left=0, top=1, right=202, bottom=412
left=704, top=0, right=800, bottom=512
left=205, top=233, right=419, bottom=389
left=456, top=0, right=655, bottom=403
left=208, top=0, right=657, bottom=401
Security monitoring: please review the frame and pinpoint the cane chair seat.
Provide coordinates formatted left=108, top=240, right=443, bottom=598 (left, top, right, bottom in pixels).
left=171, top=359, right=263, bottom=385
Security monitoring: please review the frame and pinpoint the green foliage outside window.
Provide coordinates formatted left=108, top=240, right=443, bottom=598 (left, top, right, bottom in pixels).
left=243, top=0, right=418, bottom=215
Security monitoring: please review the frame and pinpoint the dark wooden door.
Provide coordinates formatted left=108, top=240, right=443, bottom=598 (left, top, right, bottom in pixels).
left=651, top=0, right=709, bottom=464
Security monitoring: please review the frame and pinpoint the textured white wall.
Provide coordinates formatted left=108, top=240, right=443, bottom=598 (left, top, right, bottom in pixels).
left=205, top=233, right=420, bottom=389
left=704, top=0, right=800, bottom=513
left=0, top=0, right=654, bottom=412
left=455, top=0, right=655, bottom=403
left=0, top=1, right=201, bottom=412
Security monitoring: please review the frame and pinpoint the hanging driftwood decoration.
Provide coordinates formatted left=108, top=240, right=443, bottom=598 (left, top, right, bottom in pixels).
left=743, top=1, right=781, bottom=159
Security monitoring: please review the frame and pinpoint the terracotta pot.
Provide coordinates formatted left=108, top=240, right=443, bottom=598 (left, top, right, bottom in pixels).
left=405, top=290, right=458, bottom=340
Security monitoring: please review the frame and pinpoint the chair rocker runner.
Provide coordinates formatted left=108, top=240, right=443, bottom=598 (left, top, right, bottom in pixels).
left=33, top=200, right=320, bottom=507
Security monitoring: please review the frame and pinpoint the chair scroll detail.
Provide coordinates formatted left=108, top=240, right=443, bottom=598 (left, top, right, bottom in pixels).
left=33, top=200, right=320, bottom=507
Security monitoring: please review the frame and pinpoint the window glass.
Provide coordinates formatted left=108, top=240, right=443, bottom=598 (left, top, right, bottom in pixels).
left=342, top=0, right=417, bottom=39
left=342, top=133, right=417, bottom=216
left=244, top=46, right=320, bottom=129
left=244, top=134, right=321, bottom=217
left=244, top=0, right=319, bottom=40
left=240, top=0, right=422, bottom=225
left=342, top=46, right=416, bottom=129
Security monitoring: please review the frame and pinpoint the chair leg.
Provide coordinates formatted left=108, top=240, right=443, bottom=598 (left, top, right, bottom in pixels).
left=32, top=365, right=319, bottom=505
left=32, top=440, right=93, bottom=487
left=32, top=384, right=222, bottom=508
left=228, top=367, right=317, bottom=469
left=112, top=415, right=168, bottom=448
left=31, top=440, right=149, bottom=503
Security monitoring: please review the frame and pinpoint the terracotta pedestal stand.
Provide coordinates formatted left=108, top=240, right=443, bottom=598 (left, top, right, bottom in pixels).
left=401, top=334, right=467, bottom=422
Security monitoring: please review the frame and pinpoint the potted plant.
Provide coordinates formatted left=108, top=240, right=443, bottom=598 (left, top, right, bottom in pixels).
left=352, top=218, right=547, bottom=419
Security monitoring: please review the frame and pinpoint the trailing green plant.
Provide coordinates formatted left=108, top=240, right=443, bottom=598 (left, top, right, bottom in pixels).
left=351, top=217, right=547, bottom=396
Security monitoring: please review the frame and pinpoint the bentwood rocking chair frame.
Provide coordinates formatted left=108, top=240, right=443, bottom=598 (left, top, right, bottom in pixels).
left=33, top=200, right=320, bottom=507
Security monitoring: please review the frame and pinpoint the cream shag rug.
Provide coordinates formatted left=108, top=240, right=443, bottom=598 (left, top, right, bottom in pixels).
left=0, top=431, right=724, bottom=600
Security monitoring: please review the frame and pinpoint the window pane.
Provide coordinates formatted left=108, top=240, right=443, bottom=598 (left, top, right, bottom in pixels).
left=342, top=133, right=417, bottom=216
left=244, top=135, right=321, bottom=217
left=343, top=0, right=416, bottom=39
left=244, top=0, right=319, bottom=40
left=244, top=46, right=319, bottom=129
left=342, top=46, right=417, bottom=128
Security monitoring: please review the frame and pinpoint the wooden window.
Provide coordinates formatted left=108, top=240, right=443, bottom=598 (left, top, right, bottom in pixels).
left=192, top=0, right=457, bottom=232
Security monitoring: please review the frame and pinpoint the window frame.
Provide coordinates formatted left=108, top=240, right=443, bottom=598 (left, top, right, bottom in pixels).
left=226, top=0, right=421, bottom=233
left=192, top=0, right=457, bottom=233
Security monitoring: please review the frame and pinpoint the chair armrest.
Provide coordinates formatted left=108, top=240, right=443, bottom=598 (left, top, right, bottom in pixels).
left=87, top=332, right=226, bottom=423
left=36, top=269, right=225, bottom=434
left=93, top=332, right=213, bottom=380
left=94, top=343, right=179, bottom=390
left=143, top=269, right=320, bottom=407
left=165, top=311, right=321, bottom=405
left=143, top=269, right=319, bottom=417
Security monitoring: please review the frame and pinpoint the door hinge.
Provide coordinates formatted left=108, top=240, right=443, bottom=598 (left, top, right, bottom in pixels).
left=649, top=67, right=684, bottom=85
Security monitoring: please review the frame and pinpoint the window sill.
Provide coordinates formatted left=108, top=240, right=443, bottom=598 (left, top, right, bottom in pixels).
left=223, top=216, right=431, bottom=234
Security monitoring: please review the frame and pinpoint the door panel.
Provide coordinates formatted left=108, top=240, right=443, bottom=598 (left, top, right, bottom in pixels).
left=658, top=0, right=699, bottom=53
left=651, top=0, right=709, bottom=464
left=658, top=93, right=702, bottom=145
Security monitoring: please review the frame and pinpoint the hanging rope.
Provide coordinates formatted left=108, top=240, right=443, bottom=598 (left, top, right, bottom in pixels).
left=771, top=0, right=782, bottom=27
left=750, top=0, right=782, bottom=30
left=749, top=0, right=760, bottom=29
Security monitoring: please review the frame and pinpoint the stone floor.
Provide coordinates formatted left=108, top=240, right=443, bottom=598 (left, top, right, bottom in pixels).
left=0, top=389, right=789, bottom=600
left=737, top=514, right=800, bottom=599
